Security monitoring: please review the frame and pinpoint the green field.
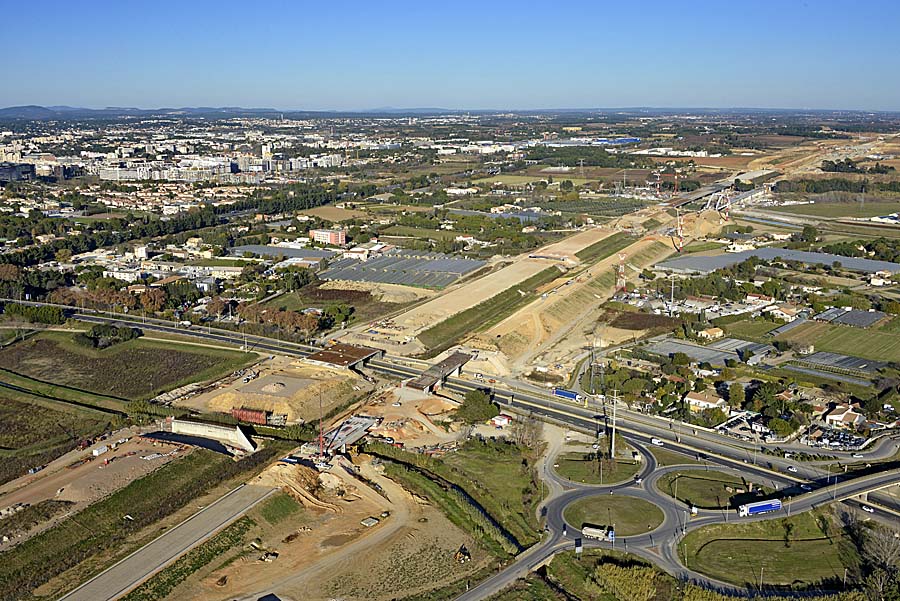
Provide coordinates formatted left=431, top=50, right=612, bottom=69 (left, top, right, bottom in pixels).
left=778, top=321, right=900, bottom=363
left=657, top=470, right=771, bottom=510
left=575, top=232, right=637, bottom=263
left=417, top=267, right=560, bottom=355
left=680, top=512, right=849, bottom=587
left=0, top=331, right=256, bottom=401
left=681, top=241, right=726, bottom=254
left=382, top=225, right=458, bottom=241
left=555, top=452, right=641, bottom=485
left=563, top=495, right=663, bottom=536
left=258, top=492, right=303, bottom=525
left=721, top=319, right=777, bottom=341
left=770, top=200, right=900, bottom=219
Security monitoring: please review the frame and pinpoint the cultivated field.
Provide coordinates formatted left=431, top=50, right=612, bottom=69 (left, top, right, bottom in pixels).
left=720, top=319, right=777, bottom=341
left=0, top=332, right=255, bottom=401
left=265, top=282, right=407, bottom=324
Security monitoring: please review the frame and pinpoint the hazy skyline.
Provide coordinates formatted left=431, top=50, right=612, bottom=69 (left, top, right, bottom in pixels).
left=5, top=0, right=900, bottom=111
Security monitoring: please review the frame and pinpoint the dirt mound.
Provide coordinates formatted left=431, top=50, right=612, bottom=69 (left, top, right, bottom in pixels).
left=256, top=463, right=340, bottom=513
left=418, top=398, right=456, bottom=416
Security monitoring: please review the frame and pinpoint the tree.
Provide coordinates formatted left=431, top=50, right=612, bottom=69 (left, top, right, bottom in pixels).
left=455, top=390, right=498, bottom=424
left=768, top=417, right=793, bottom=437
left=728, top=382, right=745, bottom=408
left=207, top=297, right=227, bottom=318
left=140, top=288, right=166, bottom=313
left=54, top=248, right=72, bottom=263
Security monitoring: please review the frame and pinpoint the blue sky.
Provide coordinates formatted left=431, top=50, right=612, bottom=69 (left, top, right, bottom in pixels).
left=4, top=0, right=899, bottom=110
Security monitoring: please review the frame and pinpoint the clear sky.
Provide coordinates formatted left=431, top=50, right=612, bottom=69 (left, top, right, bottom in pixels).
left=4, top=0, right=899, bottom=111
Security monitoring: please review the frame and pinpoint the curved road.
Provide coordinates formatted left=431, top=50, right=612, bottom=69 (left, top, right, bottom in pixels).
left=456, top=436, right=900, bottom=600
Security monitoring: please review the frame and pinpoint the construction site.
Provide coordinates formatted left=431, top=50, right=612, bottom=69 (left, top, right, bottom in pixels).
left=174, top=355, right=374, bottom=424
left=167, top=452, right=489, bottom=601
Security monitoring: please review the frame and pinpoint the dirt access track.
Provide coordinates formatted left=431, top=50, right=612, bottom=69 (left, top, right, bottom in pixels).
left=475, top=210, right=724, bottom=375
left=181, top=457, right=488, bottom=601
left=349, top=227, right=617, bottom=349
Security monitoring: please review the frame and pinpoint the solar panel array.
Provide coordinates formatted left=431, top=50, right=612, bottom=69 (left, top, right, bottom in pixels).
left=801, top=352, right=886, bottom=374
left=320, top=250, right=486, bottom=289
left=815, top=308, right=886, bottom=328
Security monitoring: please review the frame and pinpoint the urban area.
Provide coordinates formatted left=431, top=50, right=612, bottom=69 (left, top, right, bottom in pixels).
left=4, top=17, right=900, bottom=601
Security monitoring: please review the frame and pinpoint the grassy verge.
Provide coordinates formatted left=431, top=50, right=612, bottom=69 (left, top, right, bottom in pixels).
left=649, top=446, right=702, bottom=467
left=257, top=492, right=302, bottom=525
left=563, top=496, right=663, bottom=536
left=680, top=511, right=851, bottom=588
left=368, top=438, right=541, bottom=549
left=0, top=445, right=284, bottom=601
left=555, top=452, right=641, bottom=485
left=383, top=462, right=516, bottom=557
left=493, top=548, right=866, bottom=600
left=657, top=470, right=772, bottom=510
left=417, top=267, right=560, bottom=356
left=120, top=516, right=255, bottom=601
left=575, top=232, right=636, bottom=263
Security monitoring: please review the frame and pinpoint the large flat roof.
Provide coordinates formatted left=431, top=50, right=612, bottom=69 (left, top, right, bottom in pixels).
left=305, top=343, right=381, bottom=368
left=229, top=245, right=336, bottom=260
left=658, top=248, right=900, bottom=275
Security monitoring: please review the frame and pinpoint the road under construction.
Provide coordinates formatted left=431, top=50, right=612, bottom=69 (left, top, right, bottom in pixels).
left=13, top=300, right=900, bottom=600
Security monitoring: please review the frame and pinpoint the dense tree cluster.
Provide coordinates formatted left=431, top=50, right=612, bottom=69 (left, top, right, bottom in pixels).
left=524, top=146, right=654, bottom=168
left=2, top=302, right=65, bottom=324
left=821, top=158, right=894, bottom=174
left=73, top=323, right=143, bottom=349
left=775, top=178, right=900, bottom=194
left=822, top=237, right=900, bottom=263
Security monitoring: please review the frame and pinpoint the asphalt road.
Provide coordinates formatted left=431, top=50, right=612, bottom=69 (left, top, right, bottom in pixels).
left=456, top=438, right=900, bottom=601
left=58, top=484, right=276, bottom=601
left=10, top=301, right=900, bottom=598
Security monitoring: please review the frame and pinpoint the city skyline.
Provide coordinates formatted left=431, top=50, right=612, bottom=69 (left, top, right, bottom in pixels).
left=5, top=0, right=900, bottom=111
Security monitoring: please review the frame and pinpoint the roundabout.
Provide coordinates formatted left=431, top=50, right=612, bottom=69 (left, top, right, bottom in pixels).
left=563, top=493, right=664, bottom=536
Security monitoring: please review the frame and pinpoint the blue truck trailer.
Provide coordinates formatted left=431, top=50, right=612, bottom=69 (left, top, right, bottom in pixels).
left=738, top=499, right=782, bottom=517
left=551, top=388, right=584, bottom=402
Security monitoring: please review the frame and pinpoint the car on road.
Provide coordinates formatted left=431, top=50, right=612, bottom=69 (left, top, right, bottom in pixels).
left=852, top=453, right=864, bottom=459
left=787, top=466, right=798, bottom=473
left=862, top=505, right=875, bottom=514
left=651, top=438, right=664, bottom=446
left=800, top=484, right=812, bottom=491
